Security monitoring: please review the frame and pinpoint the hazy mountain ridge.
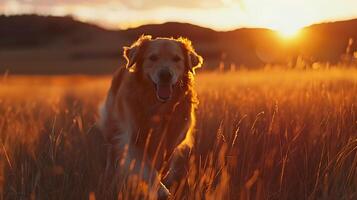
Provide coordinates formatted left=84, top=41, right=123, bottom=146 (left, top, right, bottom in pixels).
left=0, top=15, right=110, bottom=48
left=0, top=15, right=356, bottom=74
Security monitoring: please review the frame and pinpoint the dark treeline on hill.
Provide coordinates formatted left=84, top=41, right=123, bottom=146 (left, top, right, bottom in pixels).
left=0, top=14, right=356, bottom=74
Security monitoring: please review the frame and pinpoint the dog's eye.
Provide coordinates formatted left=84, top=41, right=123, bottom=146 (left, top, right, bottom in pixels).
left=149, top=55, right=158, bottom=62
left=173, top=55, right=181, bottom=62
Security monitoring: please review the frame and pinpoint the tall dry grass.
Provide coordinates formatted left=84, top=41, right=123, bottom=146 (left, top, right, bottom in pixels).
left=0, top=67, right=356, bottom=199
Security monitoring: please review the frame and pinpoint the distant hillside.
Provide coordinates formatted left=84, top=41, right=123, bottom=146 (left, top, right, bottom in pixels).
left=0, top=15, right=109, bottom=48
left=122, top=22, right=218, bottom=40
left=299, top=19, right=357, bottom=62
left=0, top=15, right=356, bottom=74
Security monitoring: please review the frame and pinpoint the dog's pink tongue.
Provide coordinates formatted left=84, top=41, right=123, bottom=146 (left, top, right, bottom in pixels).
left=157, top=84, right=172, bottom=101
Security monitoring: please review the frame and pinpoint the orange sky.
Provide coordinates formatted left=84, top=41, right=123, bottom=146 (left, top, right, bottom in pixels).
left=1, top=0, right=357, bottom=33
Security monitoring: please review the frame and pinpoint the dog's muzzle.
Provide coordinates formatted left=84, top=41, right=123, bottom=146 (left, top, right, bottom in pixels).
left=156, top=70, right=173, bottom=102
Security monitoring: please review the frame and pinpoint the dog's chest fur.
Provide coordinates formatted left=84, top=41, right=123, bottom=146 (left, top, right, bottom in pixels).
left=114, top=72, right=192, bottom=165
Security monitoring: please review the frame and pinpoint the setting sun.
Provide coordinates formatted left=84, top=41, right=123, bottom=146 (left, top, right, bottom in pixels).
left=277, top=26, right=301, bottom=39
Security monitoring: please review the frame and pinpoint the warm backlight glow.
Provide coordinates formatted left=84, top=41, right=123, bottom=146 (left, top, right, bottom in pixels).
left=277, top=27, right=301, bottom=39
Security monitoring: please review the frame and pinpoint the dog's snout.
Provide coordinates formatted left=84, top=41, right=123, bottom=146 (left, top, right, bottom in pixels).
left=158, top=70, right=172, bottom=83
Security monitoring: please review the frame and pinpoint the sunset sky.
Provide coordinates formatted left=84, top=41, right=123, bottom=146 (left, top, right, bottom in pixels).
left=1, top=0, right=357, bottom=33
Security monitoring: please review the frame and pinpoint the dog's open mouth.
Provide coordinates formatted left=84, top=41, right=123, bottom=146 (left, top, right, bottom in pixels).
left=155, top=83, right=173, bottom=102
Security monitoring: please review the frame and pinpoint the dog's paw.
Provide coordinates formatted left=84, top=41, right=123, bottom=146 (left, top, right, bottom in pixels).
left=158, top=182, right=171, bottom=200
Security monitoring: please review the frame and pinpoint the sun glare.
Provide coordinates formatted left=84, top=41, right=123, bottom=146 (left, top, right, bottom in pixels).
left=275, top=25, right=302, bottom=40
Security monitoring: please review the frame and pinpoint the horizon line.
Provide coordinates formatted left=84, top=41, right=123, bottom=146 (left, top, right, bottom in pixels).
left=2, top=13, right=357, bottom=33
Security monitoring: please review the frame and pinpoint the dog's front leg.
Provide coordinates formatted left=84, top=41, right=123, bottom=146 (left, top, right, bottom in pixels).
left=110, top=140, right=171, bottom=199
left=163, top=144, right=191, bottom=191
left=100, top=144, right=119, bottom=199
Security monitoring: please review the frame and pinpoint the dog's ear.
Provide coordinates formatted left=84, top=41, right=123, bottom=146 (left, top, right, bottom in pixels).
left=178, top=37, right=203, bottom=74
left=123, top=35, right=152, bottom=70
left=188, top=50, right=203, bottom=74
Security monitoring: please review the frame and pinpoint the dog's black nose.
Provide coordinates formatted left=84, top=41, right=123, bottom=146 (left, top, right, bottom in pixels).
left=158, top=70, right=172, bottom=83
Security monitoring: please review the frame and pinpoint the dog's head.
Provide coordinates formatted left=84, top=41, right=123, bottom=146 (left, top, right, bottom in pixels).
left=123, top=35, right=203, bottom=102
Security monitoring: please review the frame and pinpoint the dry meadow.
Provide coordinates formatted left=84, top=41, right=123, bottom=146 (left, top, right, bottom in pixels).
left=1, top=67, right=357, bottom=199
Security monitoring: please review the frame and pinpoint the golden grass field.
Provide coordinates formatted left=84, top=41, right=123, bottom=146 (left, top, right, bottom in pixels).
left=0, top=67, right=357, bottom=199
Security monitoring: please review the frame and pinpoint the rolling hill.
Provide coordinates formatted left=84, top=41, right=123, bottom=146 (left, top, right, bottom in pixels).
left=0, top=15, right=356, bottom=74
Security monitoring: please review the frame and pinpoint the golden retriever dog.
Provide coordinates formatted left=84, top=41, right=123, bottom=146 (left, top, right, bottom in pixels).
left=98, top=35, right=203, bottom=199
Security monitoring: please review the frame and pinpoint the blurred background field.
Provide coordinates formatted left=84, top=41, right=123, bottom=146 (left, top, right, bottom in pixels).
left=0, top=15, right=356, bottom=74
left=1, top=67, right=356, bottom=199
